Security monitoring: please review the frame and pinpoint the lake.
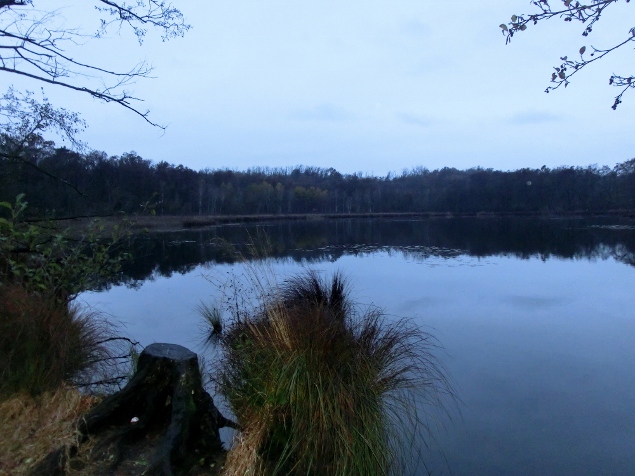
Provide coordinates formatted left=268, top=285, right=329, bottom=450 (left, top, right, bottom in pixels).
left=80, top=216, right=635, bottom=475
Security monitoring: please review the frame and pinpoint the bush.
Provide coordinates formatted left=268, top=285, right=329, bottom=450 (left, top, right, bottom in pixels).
left=216, top=271, right=452, bottom=476
left=0, top=194, right=130, bottom=302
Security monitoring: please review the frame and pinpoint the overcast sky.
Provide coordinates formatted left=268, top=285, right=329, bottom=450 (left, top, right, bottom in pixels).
left=6, top=0, right=635, bottom=175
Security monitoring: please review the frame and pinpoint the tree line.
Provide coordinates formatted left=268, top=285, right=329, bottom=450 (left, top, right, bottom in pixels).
left=1, top=140, right=634, bottom=218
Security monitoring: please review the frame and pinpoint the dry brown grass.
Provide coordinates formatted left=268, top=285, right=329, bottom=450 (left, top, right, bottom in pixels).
left=222, top=414, right=269, bottom=476
left=0, top=385, right=99, bottom=476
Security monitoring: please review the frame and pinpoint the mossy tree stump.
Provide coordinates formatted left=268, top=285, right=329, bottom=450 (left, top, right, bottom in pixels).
left=32, top=343, right=236, bottom=476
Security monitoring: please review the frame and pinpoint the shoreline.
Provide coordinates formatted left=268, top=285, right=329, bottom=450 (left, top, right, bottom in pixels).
left=50, top=209, right=635, bottom=235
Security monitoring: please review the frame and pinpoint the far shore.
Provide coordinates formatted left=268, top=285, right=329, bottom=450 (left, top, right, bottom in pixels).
left=50, top=209, right=635, bottom=235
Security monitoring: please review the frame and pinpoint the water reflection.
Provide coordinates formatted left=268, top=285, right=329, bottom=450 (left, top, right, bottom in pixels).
left=109, top=217, right=635, bottom=288
left=81, top=217, right=635, bottom=475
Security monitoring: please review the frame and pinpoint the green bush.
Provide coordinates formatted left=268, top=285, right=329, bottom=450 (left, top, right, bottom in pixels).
left=0, top=194, right=128, bottom=301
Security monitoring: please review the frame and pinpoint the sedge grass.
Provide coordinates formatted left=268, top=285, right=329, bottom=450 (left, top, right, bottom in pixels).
left=215, top=270, right=453, bottom=476
left=199, top=301, right=224, bottom=345
left=0, top=284, right=134, bottom=398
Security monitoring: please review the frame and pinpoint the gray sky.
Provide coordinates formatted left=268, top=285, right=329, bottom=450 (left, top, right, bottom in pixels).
left=6, top=0, right=635, bottom=174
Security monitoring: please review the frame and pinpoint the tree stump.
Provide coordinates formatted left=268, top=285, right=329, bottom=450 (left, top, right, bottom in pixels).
left=31, top=343, right=236, bottom=476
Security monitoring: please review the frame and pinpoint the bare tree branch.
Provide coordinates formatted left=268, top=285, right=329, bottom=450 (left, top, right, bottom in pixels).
left=0, top=1, right=189, bottom=127
left=96, top=0, right=190, bottom=43
left=0, top=66, right=160, bottom=127
left=501, top=0, right=634, bottom=108
left=0, top=88, right=88, bottom=194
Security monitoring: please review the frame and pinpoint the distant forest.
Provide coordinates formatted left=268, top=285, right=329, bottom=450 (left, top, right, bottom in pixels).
left=2, top=141, right=635, bottom=217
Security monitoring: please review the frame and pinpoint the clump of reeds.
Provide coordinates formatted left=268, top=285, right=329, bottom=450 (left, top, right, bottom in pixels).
left=215, top=270, right=452, bottom=476
left=0, top=284, right=133, bottom=398
left=199, top=302, right=224, bottom=344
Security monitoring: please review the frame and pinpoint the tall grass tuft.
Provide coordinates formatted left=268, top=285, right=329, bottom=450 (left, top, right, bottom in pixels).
left=0, top=284, right=132, bottom=398
left=199, top=301, right=223, bottom=345
left=217, top=270, right=453, bottom=476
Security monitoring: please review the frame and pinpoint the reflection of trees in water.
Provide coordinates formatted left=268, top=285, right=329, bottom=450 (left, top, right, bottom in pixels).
left=613, top=243, right=635, bottom=267
left=99, top=217, right=635, bottom=289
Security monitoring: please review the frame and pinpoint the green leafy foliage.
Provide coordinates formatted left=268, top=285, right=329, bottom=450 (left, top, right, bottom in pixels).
left=0, top=194, right=130, bottom=300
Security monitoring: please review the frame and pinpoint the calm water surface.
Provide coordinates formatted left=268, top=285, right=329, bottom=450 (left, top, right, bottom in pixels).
left=81, top=217, right=635, bottom=475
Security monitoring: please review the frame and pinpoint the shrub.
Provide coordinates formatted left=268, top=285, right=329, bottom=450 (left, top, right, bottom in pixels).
left=0, top=194, right=130, bottom=302
left=216, top=271, right=452, bottom=476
